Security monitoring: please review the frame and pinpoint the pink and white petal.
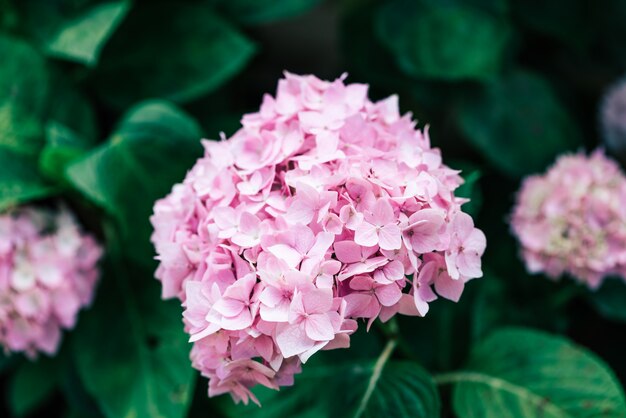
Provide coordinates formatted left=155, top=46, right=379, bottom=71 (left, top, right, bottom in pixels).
left=378, top=224, right=402, bottom=250
left=354, top=222, right=379, bottom=247
left=276, top=323, right=314, bottom=358
left=304, top=314, right=335, bottom=341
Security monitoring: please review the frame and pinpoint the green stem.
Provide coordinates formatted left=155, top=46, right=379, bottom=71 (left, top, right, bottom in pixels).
left=375, top=318, right=418, bottom=361
left=354, top=338, right=398, bottom=418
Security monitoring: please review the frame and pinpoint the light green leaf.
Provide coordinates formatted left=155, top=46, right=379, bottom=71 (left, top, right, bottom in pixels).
left=73, top=255, right=195, bottom=418
left=442, top=327, right=626, bottom=418
left=0, top=35, right=54, bottom=209
left=217, top=0, right=321, bottom=25
left=377, top=3, right=511, bottom=80
left=65, top=100, right=202, bottom=261
left=91, top=4, right=256, bottom=108
left=10, top=359, right=57, bottom=416
left=15, top=0, right=130, bottom=66
left=226, top=344, right=439, bottom=418
left=0, top=34, right=48, bottom=155
left=456, top=71, right=582, bottom=177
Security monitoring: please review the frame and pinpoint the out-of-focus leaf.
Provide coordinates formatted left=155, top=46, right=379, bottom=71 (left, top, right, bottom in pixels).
left=73, top=255, right=195, bottom=418
left=65, top=100, right=202, bottom=262
left=216, top=0, right=321, bottom=25
left=38, top=71, right=98, bottom=182
left=456, top=70, right=582, bottom=177
left=9, top=359, right=57, bottom=416
left=377, top=2, right=511, bottom=80
left=588, top=278, right=626, bottom=323
left=0, top=151, right=55, bottom=210
left=16, top=0, right=130, bottom=66
left=91, top=3, right=256, bottom=108
left=447, top=328, right=626, bottom=417
left=225, top=358, right=439, bottom=418
left=0, top=34, right=48, bottom=155
left=0, top=35, right=54, bottom=208
left=39, top=122, right=93, bottom=182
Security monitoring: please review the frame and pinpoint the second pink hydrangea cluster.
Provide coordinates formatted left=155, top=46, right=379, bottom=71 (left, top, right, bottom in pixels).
left=0, top=206, right=102, bottom=357
left=151, top=73, right=486, bottom=405
left=511, top=150, right=626, bottom=288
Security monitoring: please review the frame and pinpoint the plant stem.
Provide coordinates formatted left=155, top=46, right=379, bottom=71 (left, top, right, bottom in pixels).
left=375, top=318, right=418, bottom=361
left=354, top=338, right=398, bottom=418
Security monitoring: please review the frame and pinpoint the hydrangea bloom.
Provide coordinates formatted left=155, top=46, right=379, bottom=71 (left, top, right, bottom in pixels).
left=0, top=206, right=102, bottom=357
left=151, top=73, right=486, bottom=405
left=511, top=150, right=626, bottom=288
left=600, top=78, right=626, bottom=156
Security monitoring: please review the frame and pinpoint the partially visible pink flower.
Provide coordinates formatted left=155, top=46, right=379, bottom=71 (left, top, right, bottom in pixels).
left=151, top=72, right=485, bottom=405
left=511, top=150, right=626, bottom=288
left=0, top=206, right=101, bottom=357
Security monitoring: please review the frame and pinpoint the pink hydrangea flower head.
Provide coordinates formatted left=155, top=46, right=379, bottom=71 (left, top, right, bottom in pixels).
left=0, top=206, right=102, bottom=357
left=511, top=150, right=626, bottom=288
left=151, top=72, right=485, bottom=405
left=600, top=78, right=626, bottom=157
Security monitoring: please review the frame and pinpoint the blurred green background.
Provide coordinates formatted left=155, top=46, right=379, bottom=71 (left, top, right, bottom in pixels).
left=2, top=0, right=626, bottom=417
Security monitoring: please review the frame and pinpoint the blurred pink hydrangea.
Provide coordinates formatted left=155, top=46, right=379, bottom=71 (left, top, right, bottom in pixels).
left=511, top=150, right=626, bottom=289
left=0, top=206, right=102, bottom=357
left=151, top=73, right=486, bottom=405
left=600, top=78, right=626, bottom=156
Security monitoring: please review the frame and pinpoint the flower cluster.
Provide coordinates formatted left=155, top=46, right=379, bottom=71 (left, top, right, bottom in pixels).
left=600, top=78, right=626, bottom=157
left=511, top=150, right=626, bottom=288
left=151, top=73, right=486, bottom=405
left=0, top=206, right=102, bottom=357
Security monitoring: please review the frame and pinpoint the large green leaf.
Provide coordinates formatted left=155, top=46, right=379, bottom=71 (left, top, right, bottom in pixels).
left=16, top=0, right=130, bottom=66
left=73, top=254, right=195, bottom=418
left=65, top=100, right=202, bottom=261
left=443, top=328, right=626, bottom=417
left=91, top=3, right=256, bottom=108
left=216, top=0, right=321, bottom=25
left=456, top=71, right=582, bottom=177
left=9, top=358, right=57, bottom=416
left=39, top=71, right=98, bottom=183
left=0, top=34, right=48, bottom=155
left=0, top=35, right=54, bottom=209
left=377, top=2, right=511, bottom=80
left=225, top=344, right=439, bottom=418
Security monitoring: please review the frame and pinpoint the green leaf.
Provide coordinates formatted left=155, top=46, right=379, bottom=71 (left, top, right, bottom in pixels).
left=73, top=255, right=195, bottom=418
left=91, top=3, right=256, bottom=108
left=15, top=0, right=130, bottom=66
left=216, top=0, right=321, bottom=25
left=226, top=349, right=439, bottom=417
left=377, top=3, right=511, bottom=80
left=65, top=100, right=202, bottom=261
left=588, top=278, right=626, bottom=323
left=10, top=359, right=57, bottom=416
left=445, top=327, right=626, bottom=418
left=39, top=122, right=93, bottom=182
left=0, top=34, right=49, bottom=155
left=0, top=35, right=54, bottom=209
left=456, top=71, right=582, bottom=177
left=0, top=150, right=55, bottom=210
